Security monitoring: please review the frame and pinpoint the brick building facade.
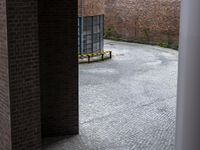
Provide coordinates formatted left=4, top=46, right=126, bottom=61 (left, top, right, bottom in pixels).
left=78, top=0, right=181, bottom=48
left=78, top=0, right=105, bottom=54
left=78, top=0, right=105, bottom=16
left=0, top=0, right=78, bottom=150
left=104, top=0, right=181, bottom=48
left=0, top=0, right=41, bottom=149
left=2, top=1, right=200, bottom=150
left=0, top=0, right=181, bottom=149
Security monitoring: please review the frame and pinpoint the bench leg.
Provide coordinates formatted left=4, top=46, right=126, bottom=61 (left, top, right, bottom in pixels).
left=88, top=56, right=90, bottom=63
left=101, top=54, right=104, bottom=61
left=110, top=51, right=112, bottom=59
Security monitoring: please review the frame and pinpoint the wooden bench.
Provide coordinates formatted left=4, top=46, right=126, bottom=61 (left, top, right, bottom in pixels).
left=79, top=51, right=112, bottom=63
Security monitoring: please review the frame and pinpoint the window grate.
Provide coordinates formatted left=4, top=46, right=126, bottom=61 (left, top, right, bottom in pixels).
left=78, top=15, right=104, bottom=54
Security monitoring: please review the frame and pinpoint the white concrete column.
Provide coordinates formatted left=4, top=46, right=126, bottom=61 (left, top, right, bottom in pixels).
left=176, top=0, right=200, bottom=150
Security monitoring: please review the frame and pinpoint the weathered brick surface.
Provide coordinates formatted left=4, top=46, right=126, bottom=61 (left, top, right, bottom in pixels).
left=39, top=0, right=79, bottom=136
left=0, top=0, right=12, bottom=149
left=105, top=0, right=180, bottom=47
left=78, top=0, right=105, bottom=16
left=78, top=0, right=180, bottom=47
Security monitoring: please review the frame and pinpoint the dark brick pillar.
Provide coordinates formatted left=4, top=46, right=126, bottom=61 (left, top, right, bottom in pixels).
left=0, top=0, right=12, bottom=149
left=0, top=0, right=41, bottom=150
left=0, top=0, right=78, bottom=149
left=38, top=1, right=79, bottom=136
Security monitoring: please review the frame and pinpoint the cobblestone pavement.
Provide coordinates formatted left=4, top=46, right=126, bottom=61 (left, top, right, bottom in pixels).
left=43, top=40, right=178, bottom=150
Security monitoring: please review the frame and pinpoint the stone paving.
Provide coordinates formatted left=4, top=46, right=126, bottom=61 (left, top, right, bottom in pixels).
left=43, top=40, right=178, bottom=150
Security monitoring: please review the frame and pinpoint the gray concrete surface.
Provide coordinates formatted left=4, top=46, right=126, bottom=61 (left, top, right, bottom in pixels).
left=176, top=1, right=200, bottom=150
left=43, top=40, right=178, bottom=150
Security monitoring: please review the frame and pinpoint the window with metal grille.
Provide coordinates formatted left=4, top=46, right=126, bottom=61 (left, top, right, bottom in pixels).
left=78, top=15, right=104, bottom=54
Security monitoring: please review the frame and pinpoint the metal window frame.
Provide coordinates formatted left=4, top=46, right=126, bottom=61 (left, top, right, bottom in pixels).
left=78, top=15, right=104, bottom=54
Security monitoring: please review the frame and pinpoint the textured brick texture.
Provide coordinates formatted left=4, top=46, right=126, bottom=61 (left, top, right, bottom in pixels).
left=6, top=0, right=41, bottom=150
left=39, top=0, right=79, bottom=136
left=105, top=0, right=180, bottom=47
left=0, top=0, right=12, bottom=149
left=78, top=0, right=105, bottom=16
left=0, top=0, right=78, bottom=149
left=77, top=0, right=180, bottom=47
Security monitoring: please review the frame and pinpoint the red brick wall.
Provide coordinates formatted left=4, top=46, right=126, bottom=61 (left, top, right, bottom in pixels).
left=0, top=0, right=12, bottom=149
left=105, top=0, right=181, bottom=47
left=78, top=0, right=105, bottom=16
left=78, top=0, right=180, bottom=47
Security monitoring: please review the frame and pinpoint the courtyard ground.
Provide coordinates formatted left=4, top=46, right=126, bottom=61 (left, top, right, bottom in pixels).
left=43, top=40, right=178, bottom=150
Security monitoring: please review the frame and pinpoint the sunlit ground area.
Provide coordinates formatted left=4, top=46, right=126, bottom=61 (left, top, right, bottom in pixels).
left=43, top=40, right=178, bottom=150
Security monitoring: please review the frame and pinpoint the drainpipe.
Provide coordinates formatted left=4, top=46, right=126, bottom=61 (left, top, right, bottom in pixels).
left=80, top=0, right=84, bottom=54
left=176, top=0, right=200, bottom=150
